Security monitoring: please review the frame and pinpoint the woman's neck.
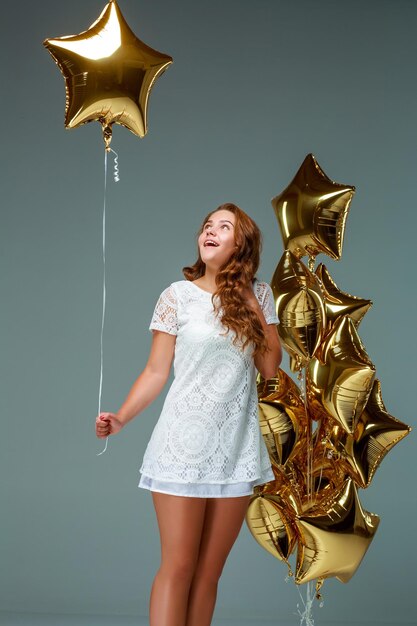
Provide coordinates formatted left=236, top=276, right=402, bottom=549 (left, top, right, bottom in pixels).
left=194, top=268, right=218, bottom=292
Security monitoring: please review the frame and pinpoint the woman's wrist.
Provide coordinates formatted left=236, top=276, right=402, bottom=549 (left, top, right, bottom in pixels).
left=116, top=410, right=132, bottom=427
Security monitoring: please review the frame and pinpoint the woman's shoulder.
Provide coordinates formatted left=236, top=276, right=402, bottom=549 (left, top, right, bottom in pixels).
left=157, top=279, right=186, bottom=290
left=252, top=278, right=271, bottom=294
left=157, top=280, right=192, bottom=299
left=168, top=279, right=191, bottom=293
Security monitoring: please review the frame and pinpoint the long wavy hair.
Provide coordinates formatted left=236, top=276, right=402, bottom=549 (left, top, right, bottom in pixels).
left=182, top=203, right=270, bottom=358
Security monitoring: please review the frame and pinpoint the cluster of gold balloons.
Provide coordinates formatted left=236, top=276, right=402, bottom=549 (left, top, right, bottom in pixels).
left=246, top=154, right=411, bottom=590
left=43, top=0, right=172, bottom=150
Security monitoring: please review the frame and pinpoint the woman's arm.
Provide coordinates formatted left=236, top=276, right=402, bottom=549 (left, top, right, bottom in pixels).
left=96, top=328, right=176, bottom=438
left=243, top=288, right=282, bottom=379
left=252, top=305, right=282, bottom=379
left=116, top=330, right=176, bottom=427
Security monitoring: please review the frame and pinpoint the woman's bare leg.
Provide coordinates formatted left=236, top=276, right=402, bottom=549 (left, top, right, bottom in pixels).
left=185, top=495, right=251, bottom=626
left=149, top=492, right=207, bottom=626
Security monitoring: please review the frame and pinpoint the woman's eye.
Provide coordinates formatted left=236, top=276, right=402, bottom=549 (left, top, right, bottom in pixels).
left=203, top=223, right=230, bottom=230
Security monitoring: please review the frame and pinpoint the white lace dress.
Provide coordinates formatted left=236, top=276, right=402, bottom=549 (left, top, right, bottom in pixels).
left=138, top=279, right=278, bottom=497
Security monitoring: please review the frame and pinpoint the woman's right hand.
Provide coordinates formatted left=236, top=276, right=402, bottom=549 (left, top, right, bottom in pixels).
left=95, top=412, right=124, bottom=438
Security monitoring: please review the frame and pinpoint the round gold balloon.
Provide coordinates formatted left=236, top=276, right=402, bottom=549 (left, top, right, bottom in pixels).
left=44, top=0, right=173, bottom=148
left=295, top=478, right=380, bottom=584
left=307, top=315, right=376, bottom=434
left=271, top=250, right=326, bottom=368
left=272, top=153, right=355, bottom=261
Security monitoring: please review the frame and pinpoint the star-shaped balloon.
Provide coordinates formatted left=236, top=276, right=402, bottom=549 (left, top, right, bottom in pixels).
left=315, top=380, right=411, bottom=488
left=271, top=250, right=326, bottom=368
left=246, top=492, right=297, bottom=567
left=295, top=478, right=380, bottom=584
left=272, top=154, right=355, bottom=261
left=307, top=315, right=376, bottom=434
left=44, top=0, right=173, bottom=148
left=257, top=369, right=307, bottom=467
left=315, top=264, right=372, bottom=332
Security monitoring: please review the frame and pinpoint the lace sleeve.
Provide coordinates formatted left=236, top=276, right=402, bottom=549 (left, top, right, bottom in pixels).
left=149, top=284, right=179, bottom=335
left=260, top=282, right=279, bottom=325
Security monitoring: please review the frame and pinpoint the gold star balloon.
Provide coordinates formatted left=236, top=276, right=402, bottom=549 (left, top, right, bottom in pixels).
left=257, top=369, right=307, bottom=468
left=316, top=264, right=373, bottom=332
left=272, top=154, right=355, bottom=261
left=295, top=478, right=380, bottom=584
left=307, top=315, right=376, bottom=434
left=44, top=0, right=173, bottom=148
left=246, top=492, right=297, bottom=567
left=271, top=250, right=326, bottom=369
left=314, top=380, right=411, bottom=488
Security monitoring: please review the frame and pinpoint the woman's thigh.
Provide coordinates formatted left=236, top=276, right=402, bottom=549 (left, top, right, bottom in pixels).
left=151, top=491, right=208, bottom=573
left=194, top=495, right=251, bottom=581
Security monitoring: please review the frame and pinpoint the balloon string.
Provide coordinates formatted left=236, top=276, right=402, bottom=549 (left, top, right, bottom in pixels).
left=97, top=149, right=109, bottom=456
left=108, top=147, right=120, bottom=182
left=299, top=367, right=313, bottom=503
left=297, top=364, right=323, bottom=626
left=96, top=147, right=120, bottom=456
left=315, top=420, right=327, bottom=495
left=296, top=580, right=315, bottom=626
left=305, top=371, right=312, bottom=502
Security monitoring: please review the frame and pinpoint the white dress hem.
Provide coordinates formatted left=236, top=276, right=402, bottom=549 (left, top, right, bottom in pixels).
left=138, top=467, right=275, bottom=498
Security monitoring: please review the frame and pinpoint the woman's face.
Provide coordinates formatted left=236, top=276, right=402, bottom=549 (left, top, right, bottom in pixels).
left=198, top=209, right=237, bottom=268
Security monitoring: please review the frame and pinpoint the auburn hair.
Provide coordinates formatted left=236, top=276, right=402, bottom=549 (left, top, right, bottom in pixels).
left=182, top=203, right=270, bottom=358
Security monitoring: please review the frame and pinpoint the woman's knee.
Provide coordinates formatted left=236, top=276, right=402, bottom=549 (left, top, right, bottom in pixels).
left=192, top=559, right=224, bottom=586
left=160, top=556, right=198, bottom=583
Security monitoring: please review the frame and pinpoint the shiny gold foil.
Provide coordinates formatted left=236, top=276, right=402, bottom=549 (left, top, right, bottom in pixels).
left=295, top=479, right=380, bottom=584
left=271, top=250, right=326, bottom=368
left=44, top=0, right=172, bottom=147
left=257, top=369, right=307, bottom=467
left=307, top=315, right=376, bottom=434
left=272, top=154, right=355, bottom=261
left=246, top=493, right=297, bottom=564
left=315, top=264, right=372, bottom=331
left=314, top=380, right=411, bottom=488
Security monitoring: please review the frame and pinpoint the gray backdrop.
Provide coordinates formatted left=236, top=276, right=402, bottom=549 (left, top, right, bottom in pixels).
left=2, top=0, right=416, bottom=624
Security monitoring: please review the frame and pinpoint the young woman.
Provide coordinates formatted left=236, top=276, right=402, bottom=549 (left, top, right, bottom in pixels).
left=95, top=203, right=282, bottom=626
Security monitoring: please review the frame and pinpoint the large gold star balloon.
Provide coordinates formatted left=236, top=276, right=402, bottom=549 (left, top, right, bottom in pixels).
left=307, top=315, right=376, bottom=434
left=295, top=478, right=380, bottom=584
left=44, top=0, right=173, bottom=148
left=272, top=154, right=355, bottom=261
left=315, top=380, right=411, bottom=488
